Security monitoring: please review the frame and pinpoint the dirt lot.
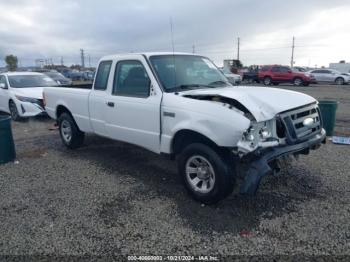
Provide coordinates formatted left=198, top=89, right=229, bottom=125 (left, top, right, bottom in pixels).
left=0, top=84, right=349, bottom=260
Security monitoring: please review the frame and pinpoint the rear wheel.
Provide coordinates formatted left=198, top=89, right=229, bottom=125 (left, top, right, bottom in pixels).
left=335, top=77, right=344, bottom=85
left=177, top=143, right=235, bottom=204
left=263, top=77, right=272, bottom=86
left=58, top=112, right=85, bottom=149
left=293, top=77, right=303, bottom=86
left=9, top=100, right=22, bottom=121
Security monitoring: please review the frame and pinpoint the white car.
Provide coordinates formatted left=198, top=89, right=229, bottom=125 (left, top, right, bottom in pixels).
left=0, top=72, right=58, bottom=120
left=220, top=67, right=241, bottom=85
left=307, top=69, right=350, bottom=85
left=44, top=53, right=326, bottom=204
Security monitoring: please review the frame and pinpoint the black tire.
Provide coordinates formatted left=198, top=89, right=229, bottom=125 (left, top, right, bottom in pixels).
left=335, top=77, right=344, bottom=85
left=293, top=77, right=303, bottom=86
left=263, top=77, right=272, bottom=86
left=58, top=112, right=84, bottom=149
left=177, top=143, right=235, bottom=204
left=9, top=100, right=22, bottom=121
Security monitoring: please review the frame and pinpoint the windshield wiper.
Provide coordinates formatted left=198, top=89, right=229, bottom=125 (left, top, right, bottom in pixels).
left=208, top=80, right=230, bottom=86
left=169, top=84, right=215, bottom=92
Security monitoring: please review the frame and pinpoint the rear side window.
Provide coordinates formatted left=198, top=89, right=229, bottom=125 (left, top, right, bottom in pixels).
left=94, top=61, right=112, bottom=90
left=113, top=60, right=150, bottom=98
left=0, top=75, right=8, bottom=88
left=271, top=66, right=280, bottom=72
left=260, top=66, right=269, bottom=72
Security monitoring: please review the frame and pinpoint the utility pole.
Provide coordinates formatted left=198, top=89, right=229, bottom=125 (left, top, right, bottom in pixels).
left=60, top=56, right=64, bottom=66
left=192, top=44, right=195, bottom=54
left=291, top=36, right=295, bottom=68
left=80, top=49, right=85, bottom=68
left=237, top=37, right=240, bottom=61
left=88, top=54, right=91, bottom=68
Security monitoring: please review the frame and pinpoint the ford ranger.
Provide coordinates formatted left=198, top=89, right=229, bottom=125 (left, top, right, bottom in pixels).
left=44, top=53, right=326, bottom=204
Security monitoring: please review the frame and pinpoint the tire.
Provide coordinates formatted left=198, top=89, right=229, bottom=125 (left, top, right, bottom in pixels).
left=263, top=77, right=272, bottom=86
left=9, top=100, right=22, bottom=121
left=58, top=112, right=85, bottom=149
left=335, top=77, right=344, bottom=85
left=303, top=82, right=310, bottom=86
left=293, top=77, right=303, bottom=86
left=177, top=143, right=235, bottom=204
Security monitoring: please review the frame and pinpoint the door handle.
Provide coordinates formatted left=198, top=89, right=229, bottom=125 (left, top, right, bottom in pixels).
left=106, top=101, right=115, bottom=107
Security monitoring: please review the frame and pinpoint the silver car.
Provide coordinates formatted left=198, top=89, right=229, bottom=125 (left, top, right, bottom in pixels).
left=307, top=69, right=350, bottom=85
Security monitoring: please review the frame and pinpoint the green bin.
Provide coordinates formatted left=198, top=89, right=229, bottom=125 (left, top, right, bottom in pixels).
left=318, top=100, right=338, bottom=136
left=0, top=115, right=16, bottom=164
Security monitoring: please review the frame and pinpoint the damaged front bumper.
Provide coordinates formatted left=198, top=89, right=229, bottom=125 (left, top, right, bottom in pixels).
left=240, top=128, right=327, bottom=195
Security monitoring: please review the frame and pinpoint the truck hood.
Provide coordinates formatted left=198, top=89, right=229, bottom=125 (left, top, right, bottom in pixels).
left=181, top=86, right=316, bottom=121
left=11, top=87, right=44, bottom=99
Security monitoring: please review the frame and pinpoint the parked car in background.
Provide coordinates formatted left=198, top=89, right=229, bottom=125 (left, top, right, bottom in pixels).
left=43, top=71, right=72, bottom=86
left=82, top=71, right=95, bottom=81
left=242, top=68, right=260, bottom=83
left=220, top=67, right=241, bottom=85
left=0, top=72, right=58, bottom=120
left=259, top=65, right=314, bottom=86
left=307, top=69, right=349, bottom=85
left=62, top=70, right=84, bottom=81
left=292, top=66, right=307, bottom=72
left=44, top=52, right=326, bottom=204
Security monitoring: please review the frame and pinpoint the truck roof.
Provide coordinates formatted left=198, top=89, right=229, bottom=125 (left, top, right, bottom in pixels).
left=100, top=52, right=198, bottom=61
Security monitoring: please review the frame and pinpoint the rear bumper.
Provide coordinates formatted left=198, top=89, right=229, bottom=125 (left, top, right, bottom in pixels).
left=240, top=128, right=326, bottom=194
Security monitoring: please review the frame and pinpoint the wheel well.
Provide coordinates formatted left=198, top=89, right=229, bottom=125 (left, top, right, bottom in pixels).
left=335, top=77, right=344, bottom=81
left=56, top=105, right=72, bottom=119
left=172, top=130, right=221, bottom=157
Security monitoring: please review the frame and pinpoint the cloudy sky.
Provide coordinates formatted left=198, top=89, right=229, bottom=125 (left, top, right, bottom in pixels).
left=0, top=0, right=349, bottom=68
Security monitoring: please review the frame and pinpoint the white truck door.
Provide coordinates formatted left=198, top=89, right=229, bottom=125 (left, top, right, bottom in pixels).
left=104, top=56, right=162, bottom=153
left=88, top=60, right=113, bottom=137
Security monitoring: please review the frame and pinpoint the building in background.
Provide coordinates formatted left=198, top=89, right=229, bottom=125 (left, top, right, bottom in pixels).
left=329, top=61, right=350, bottom=73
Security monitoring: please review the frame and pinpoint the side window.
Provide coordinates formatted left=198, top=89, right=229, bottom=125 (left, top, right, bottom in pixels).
left=94, top=60, right=112, bottom=90
left=271, top=66, right=280, bottom=72
left=113, top=60, right=150, bottom=98
left=0, top=76, right=8, bottom=88
left=280, top=67, right=290, bottom=72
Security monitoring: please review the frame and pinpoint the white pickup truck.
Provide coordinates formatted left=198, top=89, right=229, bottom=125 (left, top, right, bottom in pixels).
left=44, top=53, right=326, bottom=204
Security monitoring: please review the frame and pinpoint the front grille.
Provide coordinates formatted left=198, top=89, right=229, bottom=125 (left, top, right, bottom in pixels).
left=278, top=103, right=322, bottom=144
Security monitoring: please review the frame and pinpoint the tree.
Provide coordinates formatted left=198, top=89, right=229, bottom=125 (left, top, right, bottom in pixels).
left=5, top=55, right=18, bottom=71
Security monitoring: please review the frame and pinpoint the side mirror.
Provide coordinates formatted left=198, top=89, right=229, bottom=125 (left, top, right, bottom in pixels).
left=0, top=83, right=7, bottom=89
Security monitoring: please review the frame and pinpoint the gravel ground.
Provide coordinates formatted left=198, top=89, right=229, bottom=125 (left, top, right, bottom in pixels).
left=0, top=84, right=349, bottom=260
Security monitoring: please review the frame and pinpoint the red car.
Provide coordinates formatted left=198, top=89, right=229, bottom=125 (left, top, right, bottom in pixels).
left=258, top=65, right=314, bottom=86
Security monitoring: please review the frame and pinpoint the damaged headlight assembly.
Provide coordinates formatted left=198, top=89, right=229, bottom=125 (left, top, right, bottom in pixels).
left=236, top=119, right=279, bottom=156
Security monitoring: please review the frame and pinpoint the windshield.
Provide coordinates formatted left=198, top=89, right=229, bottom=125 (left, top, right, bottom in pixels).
left=149, top=55, right=229, bottom=92
left=8, top=74, right=58, bottom=88
left=45, top=72, right=66, bottom=80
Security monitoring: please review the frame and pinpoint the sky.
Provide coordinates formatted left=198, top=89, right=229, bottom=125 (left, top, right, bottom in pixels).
left=0, top=0, right=349, bottom=68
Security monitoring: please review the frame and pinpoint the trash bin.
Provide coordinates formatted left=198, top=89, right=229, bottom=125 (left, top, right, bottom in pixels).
left=0, top=115, right=16, bottom=164
left=318, top=100, right=338, bottom=136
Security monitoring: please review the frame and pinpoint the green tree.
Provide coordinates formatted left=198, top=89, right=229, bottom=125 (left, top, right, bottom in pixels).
left=5, top=55, right=18, bottom=71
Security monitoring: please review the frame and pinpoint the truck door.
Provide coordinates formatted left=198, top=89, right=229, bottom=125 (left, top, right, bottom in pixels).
left=89, top=60, right=113, bottom=137
left=104, top=56, right=162, bottom=153
left=280, top=66, right=293, bottom=82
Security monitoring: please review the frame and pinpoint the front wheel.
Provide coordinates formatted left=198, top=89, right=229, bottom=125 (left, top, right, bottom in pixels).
left=293, top=77, right=303, bottom=86
left=58, top=112, right=85, bottom=149
left=177, top=143, right=235, bottom=204
left=335, top=77, right=344, bottom=85
left=9, top=100, right=22, bottom=121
